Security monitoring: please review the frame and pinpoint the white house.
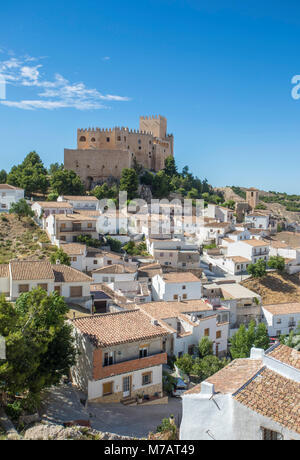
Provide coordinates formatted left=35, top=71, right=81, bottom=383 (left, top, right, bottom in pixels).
left=245, top=213, right=270, bottom=230
left=32, top=201, right=73, bottom=227
left=262, top=302, right=300, bottom=337
left=92, top=264, right=137, bottom=284
left=57, top=195, right=100, bottom=210
left=0, top=260, right=93, bottom=310
left=0, top=184, right=24, bottom=212
left=70, top=310, right=169, bottom=403
left=139, top=299, right=229, bottom=358
left=205, top=204, right=234, bottom=223
left=152, top=272, right=202, bottom=302
left=227, top=239, right=270, bottom=264
left=180, top=345, right=300, bottom=440
left=198, top=221, right=233, bottom=245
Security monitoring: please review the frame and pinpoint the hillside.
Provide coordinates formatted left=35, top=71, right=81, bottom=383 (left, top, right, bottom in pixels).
left=0, top=214, right=56, bottom=264
left=241, top=272, right=300, bottom=305
left=215, top=186, right=300, bottom=224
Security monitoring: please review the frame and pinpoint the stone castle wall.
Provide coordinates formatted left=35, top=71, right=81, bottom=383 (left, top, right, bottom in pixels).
left=64, top=115, right=174, bottom=188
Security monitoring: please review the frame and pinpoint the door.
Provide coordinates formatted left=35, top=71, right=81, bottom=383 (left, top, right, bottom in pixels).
left=123, top=376, right=131, bottom=398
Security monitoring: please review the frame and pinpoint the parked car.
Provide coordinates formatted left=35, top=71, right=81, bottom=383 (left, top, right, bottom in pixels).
left=172, top=378, right=187, bottom=397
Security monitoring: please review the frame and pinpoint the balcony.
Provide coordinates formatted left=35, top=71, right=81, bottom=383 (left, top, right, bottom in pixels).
left=59, top=227, right=96, bottom=233
left=288, top=321, right=296, bottom=327
left=94, top=352, right=167, bottom=380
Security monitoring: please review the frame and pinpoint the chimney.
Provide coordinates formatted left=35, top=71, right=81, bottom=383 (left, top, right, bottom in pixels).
left=201, top=382, right=215, bottom=396
left=56, top=260, right=61, bottom=265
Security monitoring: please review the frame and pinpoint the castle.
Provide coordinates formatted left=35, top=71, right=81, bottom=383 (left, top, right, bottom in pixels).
left=64, top=115, right=174, bottom=189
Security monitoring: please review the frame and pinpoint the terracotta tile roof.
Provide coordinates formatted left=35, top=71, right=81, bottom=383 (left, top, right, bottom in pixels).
left=71, top=310, right=169, bottom=347
left=0, top=184, right=23, bottom=190
left=226, top=256, right=251, bottom=263
left=138, top=263, right=163, bottom=279
left=234, top=367, right=300, bottom=435
left=35, top=201, right=73, bottom=208
left=185, top=359, right=263, bottom=395
left=0, top=264, right=9, bottom=278
left=61, top=195, right=98, bottom=201
left=55, top=213, right=98, bottom=221
left=161, top=272, right=201, bottom=283
left=53, top=264, right=92, bottom=283
left=93, top=264, right=137, bottom=274
left=266, top=344, right=300, bottom=370
left=60, top=243, right=86, bottom=255
left=243, top=239, right=268, bottom=247
left=138, top=299, right=213, bottom=321
left=10, top=260, right=54, bottom=281
left=204, top=222, right=231, bottom=228
left=262, top=302, right=300, bottom=316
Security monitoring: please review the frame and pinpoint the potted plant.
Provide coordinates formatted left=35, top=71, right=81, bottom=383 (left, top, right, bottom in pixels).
left=136, top=393, right=143, bottom=404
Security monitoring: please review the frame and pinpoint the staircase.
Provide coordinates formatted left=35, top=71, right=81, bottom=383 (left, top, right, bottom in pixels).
left=120, top=396, right=137, bottom=406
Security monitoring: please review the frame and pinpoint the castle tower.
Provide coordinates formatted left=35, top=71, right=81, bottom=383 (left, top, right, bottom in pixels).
left=246, top=188, right=259, bottom=211
left=139, top=115, right=167, bottom=139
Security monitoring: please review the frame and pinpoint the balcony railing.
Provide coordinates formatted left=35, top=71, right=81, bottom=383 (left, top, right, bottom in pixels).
left=59, top=227, right=96, bottom=233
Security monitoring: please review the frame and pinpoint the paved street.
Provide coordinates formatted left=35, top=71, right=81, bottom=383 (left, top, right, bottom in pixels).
left=41, top=385, right=182, bottom=438
left=88, top=398, right=182, bottom=438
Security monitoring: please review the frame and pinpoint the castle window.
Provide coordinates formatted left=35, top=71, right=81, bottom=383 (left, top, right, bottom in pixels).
left=117, top=136, right=121, bottom=141
left=138, top=139, right=141, bottom=144
left=139, top=147, right=142, bottom=150
left=91, top=138, right=96, bottom=142
left=106, top=137, right=110, bottom=142
left=87, top=165, right=90, bottom=169
left=80, top=136, right=86, bottom=142
left=149, top=141, right=152, bottom=145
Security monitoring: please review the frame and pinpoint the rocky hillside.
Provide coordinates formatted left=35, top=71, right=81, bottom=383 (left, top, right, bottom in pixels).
left=241, top=272, right=300, bottom=305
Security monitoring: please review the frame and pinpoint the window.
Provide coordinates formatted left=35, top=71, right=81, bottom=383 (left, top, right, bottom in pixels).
left=182, top=285, right=186, bottom=290
left=261, top=427, right=282, bottom=440
left=276, top=330, right=281, bottom=336
left=106, top=137, right=110, bottom=142
left=79, top=136, right=86, bottom=142
left=70, top=286, right=83, bottom=297
left=54, top=286, right=61, bottom=295
left=1, top=204, right=7, bottom=209
left=93, top=260, right=98, bottom=265
left=142, top=372, right=152, bottom=386
left=103, top=277, right=109, bottom=282
left=104, top=352, right=115, bottom=367
left=173, top=295, right=178, bottom=300
left=182, top=294, right=187, bottom=300
left=38, top=284, right=48, bottom=291
left=204, top=328, right=210, bottom=337
left=216, top=331, right=222, bottom=339
left=91, top=137, right=96, bottom=142
left=117, top=136, right=121, bottom=141
left=88, top=223, right=92, bottom=228
left=19, top=284, right=29, bottom=294
left=139, top=346, right=148, bottom=359
left=276, top=318, right=282, bottom=324
left=72, top=257, right=77, bottom=262
left=103, top=382, right=113, bottom=396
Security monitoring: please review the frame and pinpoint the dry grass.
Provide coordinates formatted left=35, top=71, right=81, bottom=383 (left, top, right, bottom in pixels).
left=0, top=214, right=57, bottom=264
left=242, top=271, right=300, bottom=304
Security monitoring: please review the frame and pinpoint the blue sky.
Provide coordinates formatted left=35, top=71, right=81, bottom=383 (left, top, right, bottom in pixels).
left=1, top=0, right=300, bottom=193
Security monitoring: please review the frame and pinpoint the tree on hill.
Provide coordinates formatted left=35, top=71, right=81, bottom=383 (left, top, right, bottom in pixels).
left=267, top=255, right=285, bottom=272
left=0, top=169, right=7, bottom=184
left=230, top=321, right=269, bottom=359
left=50, top=169, right=85, bottom=196
left=247, top=259, right=267, bottom=278
left=50, top=248, right=71, bottom=266
left=164, top=156, right=178, bottom=178
left=0, top=290, right=76, bottom=401
left=152, top=170, right=170, bottom=199
left=48, top=163, right=64, bottom=175
left=7, top=152, right=49, bottom=195
left=91, top=183, right=118, bottom=200
left=120, top=168, right=139, bottom=200
left=9, top=199, right=34, bottom=221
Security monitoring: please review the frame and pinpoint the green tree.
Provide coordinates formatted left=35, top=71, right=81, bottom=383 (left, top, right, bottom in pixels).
left=0, top=169, right=7, bottom=184
left=230, top=321, right=269, bottom=359
left=152, top=170, right=170, bottom=199
left=7, top=152, right=49, bottom=195
left=267, top=256, right=285, bottom=272
left=9, top=199, right=34, bottom=221
left=140, top=170, right=155, bottom=186
left=47, top=192, right=59, bottom=202
left=247, top=259, right=267, bottom=278
left=193, top=355, right=229, bottom=381
left=175, top=354, right=193, bottom=375
left=50, top=169, right=85, bottom=196
left=198, top=337, right=214, bottom=358
left=48, top=163, right=64, bottom=175
left=0, top=291, right=76, bottom=398
left=120, top=168, right=139, bottom=200
left=106, top=236, right=123, bottom=253
left=92, top=183, right=118, bottom=200
left=50, top=249, right=71, bottom=266
left=164, top=156, right=178, bottom=177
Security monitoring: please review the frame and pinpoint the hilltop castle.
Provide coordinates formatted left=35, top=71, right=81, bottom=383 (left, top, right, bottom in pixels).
left=64, top=115, right=174, bottom=189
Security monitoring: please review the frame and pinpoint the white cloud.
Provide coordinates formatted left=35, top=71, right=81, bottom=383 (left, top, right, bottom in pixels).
left=0, top=53, right=130, bottom=110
